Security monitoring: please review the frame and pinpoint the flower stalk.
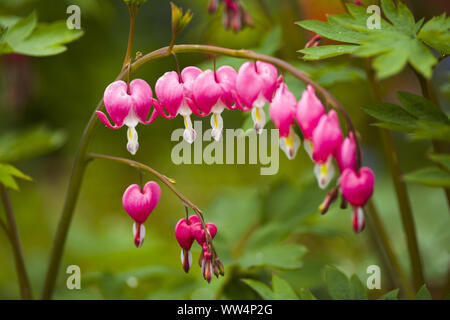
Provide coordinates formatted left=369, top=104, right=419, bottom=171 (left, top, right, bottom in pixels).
left=366, top=65, right=425, bottom=291
left=0, top=184, right=33, bottom=300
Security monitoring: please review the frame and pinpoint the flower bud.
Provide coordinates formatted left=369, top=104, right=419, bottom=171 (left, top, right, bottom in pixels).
left=319, top=187, right=338, bottom=215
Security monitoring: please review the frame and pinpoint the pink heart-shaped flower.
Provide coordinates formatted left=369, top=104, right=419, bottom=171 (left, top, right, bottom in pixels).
left=191, top=222, right=217, bottom=245
left=98, top=79, right=153, bottom=129
left=175, top=218, right=194, bottom=250
left=340, top=167, right=375, bottom=207
left=122, top=181, right=161, bottom=223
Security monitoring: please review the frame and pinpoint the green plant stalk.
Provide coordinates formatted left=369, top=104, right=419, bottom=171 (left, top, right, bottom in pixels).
left=42, top=42, right=386, bottom=298
left=0, top=184, right=33, bottom=300
left=366, top=67, right=425, bottom=291
left=41, top=2, right=139, bottom=299
left=365, top=201, right=414, bottom=298
left=413, top=68, right=450, bottom=210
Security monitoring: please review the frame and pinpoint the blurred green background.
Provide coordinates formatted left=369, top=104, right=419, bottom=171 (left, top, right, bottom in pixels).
left=0, top=0, right=449, bottom=299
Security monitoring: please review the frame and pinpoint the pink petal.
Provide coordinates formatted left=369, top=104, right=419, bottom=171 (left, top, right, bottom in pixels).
left=340, top=167, right=375, bottom=207
left=103, top=80, right=132, bottom=127
left=236, top=62, right=264, bottom=108
left=336, top=132, right=357, bottom=172
left=181, top=66, right=202, bottom=100
left=256, top=61, right=278, bottom=102
left=269, top=83, right=296, bottom=137
left=216, top=65, right=237, bottom=108
left=122, top=181, right=161, bottom=223
left=175, top=218, right=194, bottom=249
left=155, top=71, right=184, bottom=117
left=129, top=79, right=153, bottom=124
left=312, top=110, right=343, bottom=164
left=193, top=70, right=222, bottom=114
left=296, top=85, right=325, bottom=140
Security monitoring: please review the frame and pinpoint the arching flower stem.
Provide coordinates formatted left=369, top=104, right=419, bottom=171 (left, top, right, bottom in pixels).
left=42, top=43, right=367, bottom=299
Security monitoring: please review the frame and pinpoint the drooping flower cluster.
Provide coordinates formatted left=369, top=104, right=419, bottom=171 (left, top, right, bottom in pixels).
left=175, top=215, right=222, bottom=282
left=273, top=83, right=375, bottom=232
left=100, top=60, right=374, bottom=237
left=207, top=0, right=253, bottom=33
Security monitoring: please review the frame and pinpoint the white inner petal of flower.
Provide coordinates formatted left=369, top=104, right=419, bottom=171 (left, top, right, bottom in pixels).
left=132, top=222, right=146, bottom=247
left=183, top=115, right=196, bottom=144
left=314, top=156, right=335, bottom=189
left=303, top=139, right=314, bottom=160
left=280, top=127, right=301, bottom=160
left=251, top=106, right=266, bottom=134
left=126, top=126, right=139, bottom=155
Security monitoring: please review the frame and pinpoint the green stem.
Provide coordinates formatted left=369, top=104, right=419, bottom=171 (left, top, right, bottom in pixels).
left=122, top=4, right=137, bottom=69
left=41, top=44, right=366, bottom=299
left=366, top=66, right=425, bottom=291
left=413, top=68, right=450, bottom=209
left=365, top=201, right=414, bottom=299
left=0, top=185, right=33, bottom=300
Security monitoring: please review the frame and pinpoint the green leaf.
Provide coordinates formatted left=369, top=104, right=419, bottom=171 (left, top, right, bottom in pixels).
left=397, top=92, right=450, bottom=124
left=363, top=102, right=417, bottom=127
left=4, top=12, right=37, bottom=46
left=238, top=244, right=307, bottom=270
left=372, top=122, right=415, bottom=133
left=350, top=274, right=368, bottom=300
left=170, top=2, right=192, bottom=38
left=0, top=13, right=83, bottom=57
left=429, top=154, right=450, bottom=172
left=415, top=284, right=432, bottom=300
left=241, top=279, right=274, bottom=300
left=0, top=126, right=66, bottom=163
left=13, top=21, right=83, bottom=56
left=381, top=0, right=416, bottom=35
left=411, top=122, right=450, bottom=142
left=296, top=0, right=439, bottom=79
left=296, top=19, right=364, bottom=44
left=272, top=275, right=299, bottom=300
left=326, top=266, right=353, bottom=300
left=404, top=166, right=450, bottom=188
left=298, top=45, right=358, bottom=60
left=378, top=289, right=399, bottom=300
left=418, top=14, right=450, bottom=55
left=312, top=64, right=366, bottom=87
left=242, top=275, right=298, bottom=300
left=298, top=288, right=317, bottom=300
left=0, top=163, right=32, bottom=191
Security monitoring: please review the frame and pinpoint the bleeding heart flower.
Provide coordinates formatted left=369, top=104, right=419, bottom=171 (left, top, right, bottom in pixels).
left=235, top=61, right=278, bottom=133
left=311, top=110, right=343, bottom=189
left=269, top=83, right=300, bottom=159
left=154, top=66, right=202, bottom=143
left=192, top=66, right=237, bottom=141
left=340, top=167, right=375, bottom=207
left=191, top=222, right=217, bottom=245
left=122, top=181, right=161, bottom=247
left=295, top=85, right=325, bottom=159
left=336, top=132, right=357, bottom=172
left=174, top=215, right=200, bottom=273
left=96, top=79, right=157, bottom=155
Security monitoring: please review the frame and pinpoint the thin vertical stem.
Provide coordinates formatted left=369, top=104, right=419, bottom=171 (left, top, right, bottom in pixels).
left=367, top=66, right=425, bottom=291
left=365, top=201, right=414, bottom=298
left=41, top=3, right=139, bottom=300
left=0, top=185, right=33, bottom=300
left=122, top=4, right=137, bottom=69
left=413, top=68, right=450, bottom=210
